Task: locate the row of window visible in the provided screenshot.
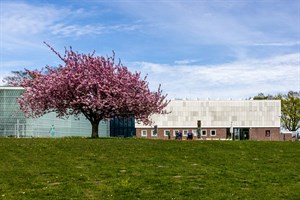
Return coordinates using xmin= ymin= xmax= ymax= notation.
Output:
xmin=140 ymin=129 xmax=217 ymax=137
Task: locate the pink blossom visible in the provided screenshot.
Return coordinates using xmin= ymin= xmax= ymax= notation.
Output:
xmin=19 ymin=42 xmax=170 ymax=138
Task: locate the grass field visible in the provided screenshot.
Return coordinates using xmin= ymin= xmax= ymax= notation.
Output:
xmin=0 ymin=138 xmax=299 ymax=199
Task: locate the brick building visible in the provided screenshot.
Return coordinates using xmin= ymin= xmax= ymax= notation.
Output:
xmin=136 ymin=100 xmax=282 ymax=141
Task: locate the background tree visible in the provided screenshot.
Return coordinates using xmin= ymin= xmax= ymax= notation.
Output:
xmin=3 ymin=67 xmax=58 ymax=86
xmin=279 ymin=91 xmax=300 ymax=131
xmin=253 ymin=91 xmax=300 ymax=131
xmin=2 ymin=70 xmax=33 ymax=86
xmin=19 ymin=43 xmax=170 ymax=138
xmin=253 ymin=93 xmax=274 ymax=100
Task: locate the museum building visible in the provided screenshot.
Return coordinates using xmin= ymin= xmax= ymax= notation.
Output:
xmin=135 ymin=99 xmax=281 ymax=141
xmin=0 ymin=87 xmax=135 ymax=138
xmin=1 ymin=87 xmax=282 ymax=140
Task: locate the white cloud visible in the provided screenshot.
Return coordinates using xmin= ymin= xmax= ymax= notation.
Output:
xmin=50 ymin=23 xmax=141 ymax=38
xmin=0 ymin=70 xmax=12 ymax=86
xmin=130 ymin=53 xmax=300 ymax=99
xmin=174 ymin=59 xmax=198 ymax=65
xmin=0 ymin=2 xmax=142 ymax=49
xmin=50 ymin=24 xmax=104 ymax=37
xmin=251 ymin=41 xmax=300 ymax=47
xmin=0 ymin=60 xmax=33 ymax=68
xmin=1 ymin=2 xmax=62 ymax=35
xmin=1 ymin=2 xmax=68 ymax=51
xmin=116 ymin=0 xmax=299 ymax=62
xmin=138 ymin=62 xmax=171 ymax=74
xmin=117 ymin=1 xmax=297 ymax=45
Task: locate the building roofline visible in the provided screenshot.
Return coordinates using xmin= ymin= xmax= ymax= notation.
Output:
xmin=135 ymin=125 xmax=281 ymax=128
xmin=169 ymin=99 xmax=281 ymax=102
xmin=0 ymin=86 xmax=24 ymax=90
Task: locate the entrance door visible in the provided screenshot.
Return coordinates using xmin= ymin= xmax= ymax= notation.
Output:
xmin=233 ymin=128 xmax=240 ymax=140
xmin=241 ymin=129 xmax=249 ymax=140
xmin=233 ymin=128 xmax=250 ymax=140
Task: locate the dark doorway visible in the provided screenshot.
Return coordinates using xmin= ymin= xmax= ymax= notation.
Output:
xmin=110 ymin=117 xmax=136 ymax=137
xmin=241 ymin=128 xmax=249 ymax=140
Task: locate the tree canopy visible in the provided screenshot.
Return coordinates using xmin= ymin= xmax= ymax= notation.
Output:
xmin=280 ymin=91 xmax=300 ymax=131
xmin=253 ymin=93 xmax=274 ymax=100
xmin=19 ymin=42 xmax=170 ymax=138
xmin=253 ymin=91 xmax=300 ymax=131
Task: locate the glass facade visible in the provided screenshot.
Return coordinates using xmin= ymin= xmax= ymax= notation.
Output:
xmin=0 ymin=87 xmax=26 ymax=137
xmin=226 ymin=128 xmax=249 ymax=140
xmin=0 ymin=87 xmax=109 ymax=137
xmin=109 ymin=117 xmax=136 ymax=137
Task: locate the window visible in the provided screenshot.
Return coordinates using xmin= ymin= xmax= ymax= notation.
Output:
xmin=164 ymin=130 xmax=170 ymax=137
xmin=192 ymin=129 xmax=197 ymax=136
xmin=151 ymin=130 xmax=158 ymax=137
xmin=141 ymin=130 xmax=147 ymax=137
xmin=173 ymin=130 xmax=179 ymax=136
xmin=265 ymin=130 xmax=270 ymax=137
xmin=110 ymin=117 xmax=136 ymax=137
xmin=183 ymin=130 xmax=188 ymax=136
xmin=201 ymin=130 xmax=207 ymax=136
xmin=210 ymin=130 xmax=216 ymax=136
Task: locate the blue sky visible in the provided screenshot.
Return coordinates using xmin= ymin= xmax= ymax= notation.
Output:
xmin=1 ymin=0 xmax=299 ymax=99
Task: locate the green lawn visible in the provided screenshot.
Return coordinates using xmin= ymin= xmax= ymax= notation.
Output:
xmin=0 ymin=138 xmax=299 ymax=200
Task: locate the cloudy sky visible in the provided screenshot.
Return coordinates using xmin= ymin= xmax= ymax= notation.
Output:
xmin=0 ymin=0 xmax=299 ymax=99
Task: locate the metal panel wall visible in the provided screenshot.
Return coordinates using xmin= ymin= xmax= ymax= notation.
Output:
xmin=136 ymin=100 xmax=281 ymax=128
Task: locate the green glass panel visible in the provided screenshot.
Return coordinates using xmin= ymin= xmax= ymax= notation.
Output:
xmin=0 ymin=88 xmax=109 ymax=137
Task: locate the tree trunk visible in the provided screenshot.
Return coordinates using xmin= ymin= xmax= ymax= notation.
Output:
xmin=91 ymin=120 xmax=100 ymax=138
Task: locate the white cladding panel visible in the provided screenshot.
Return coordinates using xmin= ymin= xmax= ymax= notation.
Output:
xmin=136 ymin=100 xmax=281 ymax=128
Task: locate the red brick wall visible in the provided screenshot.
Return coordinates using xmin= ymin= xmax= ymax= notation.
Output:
xmin=250 ymin=127 xmax=281 ymax=141
xmin=200 ymin=128 xmax=227 ymax=140
xmin=136 ymin=127 xmax=282 ymax=141
xmin=136 ymin=127 xmax=227 ymax=140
